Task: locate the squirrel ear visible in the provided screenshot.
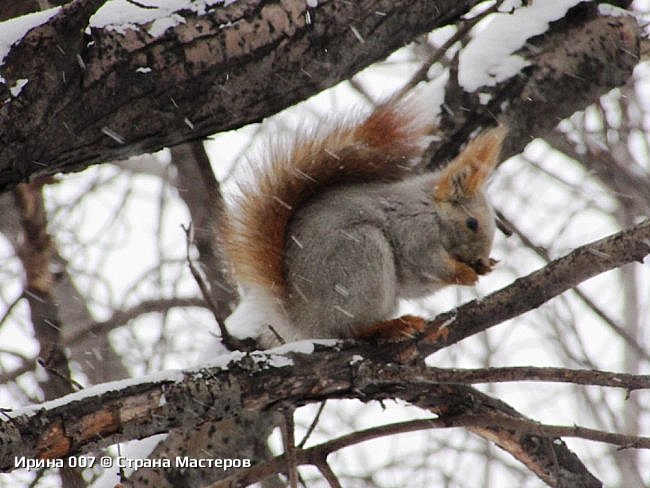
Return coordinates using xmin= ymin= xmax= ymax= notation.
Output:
xmin=434 ymin=126 xmax=506 ymax=201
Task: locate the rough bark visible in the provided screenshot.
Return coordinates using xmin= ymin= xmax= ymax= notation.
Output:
xmin=0 ymin=349 xmax=609 ymax=487
xmin=0 ymin=2 xmax=640 ymax=192
xmin=1 ymin=218 xmax=648 ymax=486
xmin=0 ymin=0 xmax=481 ymax=191
xmin=423 ymin=2 xmax=640 ymax=170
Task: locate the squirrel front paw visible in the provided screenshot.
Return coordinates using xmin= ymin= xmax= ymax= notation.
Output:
xmin=446 ymin=256 xmax=480 ymax=285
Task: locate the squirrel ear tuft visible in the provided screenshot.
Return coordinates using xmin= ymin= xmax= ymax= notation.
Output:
xmin=434 ymin=126 xmax=506 ymax=201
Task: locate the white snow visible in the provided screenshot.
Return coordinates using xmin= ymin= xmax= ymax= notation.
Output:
xmin=9 ymin=79 xmax=28 ymax=97
xmin=7 ymin=369 xmax=184 ymax=418
xmin=598 ymin=3 xmax=630 ymax=17
xmin=5 ymin=341 xmax=339 ymax=418
xmin=459 ymin=0 xmax=583 ymax=92
xmin=89 ymin=0 xmax=239 ymax=36
xmin=0 ymin=7 xmax=61 ymax=65
xmin=0 ymin=0 xmax=245 ymax=68
xmin=90 ymin=0 xmax=187 ymax=34
xmin=148 ymin=13 xmax=186 ymax=37
xmin=259 ymin=353 xmax=294 ymax=368
xmin=195 ymin=349 xmax=247 ymax=370
xmin=349 ymin=354 xmax=364 ymax=365
xmin=478 ymin=92 xmax=492 ymax=105
xmin=267 ymin=339 xmax=338 ymax=356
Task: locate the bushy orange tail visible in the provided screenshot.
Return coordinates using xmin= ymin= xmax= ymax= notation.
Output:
xmin=221 ymin=100 xmax=433 ymax=296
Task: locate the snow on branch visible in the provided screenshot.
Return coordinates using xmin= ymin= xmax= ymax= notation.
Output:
xmin=424 ymin=1 xmax=640 ymax=170
xmin=0 ymin=218 xmax=648 ymax=485
xmin=0 ymin=0 xmax=483 ymax=191
xmin=0 ymin=1 xmax=640 ymax=191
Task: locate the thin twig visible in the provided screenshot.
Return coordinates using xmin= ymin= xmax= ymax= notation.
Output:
xmin=298 ymin=401 xmax=327 ymax=448
xmin=182 ymin=223 xmax=250 ymax=351
xmin=37 ymin=358 xmax=84 ymax=391
xmin=282 ymin=409 xmax=299 ymax=488
xmin=316 ymin=461 xmax=343 ymax=488
xmin=0 ymin=293 xmax=24 ymax=329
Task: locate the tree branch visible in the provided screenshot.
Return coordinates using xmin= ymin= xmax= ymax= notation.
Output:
xmin=424 ymin=2 xmax=640 ymax=169
xmin=396 ymin=218 xmax=650 ymax=362
xmin=0 ymin=0 xmax=482 ymax=191
xmin=0 ymin=217 xmax=647 ymax=481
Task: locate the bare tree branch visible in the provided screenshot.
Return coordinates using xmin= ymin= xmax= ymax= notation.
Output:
xmin=402 ymin=217 xmax=650 ymax=361
xmin=215 ymin=411 xmax=650 ymax=488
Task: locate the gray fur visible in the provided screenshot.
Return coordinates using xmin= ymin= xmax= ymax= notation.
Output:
xmin=280 ymin=173 xmax=495 ymax=341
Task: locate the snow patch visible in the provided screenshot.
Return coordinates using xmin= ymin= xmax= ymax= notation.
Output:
xmin=7 ymin=369 xmax=184 ymax=418
xmin=256 ymin=353 xmax=294 ymax=368
xmin=148 ymin=13 xmax=186 ymax=37
xmin=267 ymin=339 xmax=338 ymax=356
xmin=0 ymin=7 xmax=61 ymax=65
xmin=459 ymin=0 xmax=583 ymax=92
xmin=89 ymin=0 xmax=239 ymax=36
xmin=478 ymin=92 xmax=492 ymax=105
xmin=349 ymin=354 xmax=364 ymax=365
xmin=9 ymin=79 xmax=28 ymax=97
xmin=196 ymin=350 xmax=247 ymax=370
xmin=597 ymin=3 xmax=629 ymax=17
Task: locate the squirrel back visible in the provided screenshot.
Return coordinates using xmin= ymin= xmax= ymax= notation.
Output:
xmin=222 ymin=99 xmax=505 ymax=345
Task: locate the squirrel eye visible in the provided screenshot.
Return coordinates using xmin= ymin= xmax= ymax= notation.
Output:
xmin=466 ymin=217 xmax=479 ymax=232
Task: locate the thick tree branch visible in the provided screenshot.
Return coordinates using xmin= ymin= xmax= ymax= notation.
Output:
xmin=0 ymin=216 xmax=648 ymax=478
xmin=0 ymin=2 xmax=641 ymax=191
xmin=0 ymin=0 xmax=482 ymax=191
xmin=2 ymin=353 xmax=615 ymax=487
xmin=423 ymin=2 xmax=640 ymax=169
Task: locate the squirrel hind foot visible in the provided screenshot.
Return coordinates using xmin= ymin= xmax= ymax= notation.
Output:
xmin=354 ymin=314 xmax=426 ymax=342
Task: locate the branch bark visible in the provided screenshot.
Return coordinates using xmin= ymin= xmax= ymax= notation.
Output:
xmin=0 ymin=0 xmax=481 ymax=191
xmin=1 ymin=219 xmax=648 ymax=484
xmin=423 ymin=2 xmax=640 ymax=170
xmin=0 ymin=2 xmax=640 ymax=191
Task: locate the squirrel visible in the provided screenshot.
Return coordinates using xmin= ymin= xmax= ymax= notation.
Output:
xmin=221 ymin=97 xmax=505 ymax=347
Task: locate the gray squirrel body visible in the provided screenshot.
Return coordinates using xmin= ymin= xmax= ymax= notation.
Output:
xmin=222 ymin=100 xmax=505 ymax=347
xmin=280 ymin=175 xmax=496 ymax=343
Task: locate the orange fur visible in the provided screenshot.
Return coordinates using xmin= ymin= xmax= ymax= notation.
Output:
xmin=354 ymin=314 xmax=426 ymax=341
xmin=434 ymin=126 xmax=506 ymax=201
xmin=221 ymin=101 xmax=433 ymax=296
